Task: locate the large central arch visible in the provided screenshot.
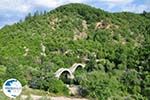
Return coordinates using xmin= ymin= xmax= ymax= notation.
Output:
xmin=54 ymin=68 xmax=74 ymax=79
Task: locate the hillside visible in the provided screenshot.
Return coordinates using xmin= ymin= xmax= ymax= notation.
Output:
xmin=0 ymin=3 xmax=150 ymax=100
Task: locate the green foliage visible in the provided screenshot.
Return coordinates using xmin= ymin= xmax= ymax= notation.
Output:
xmin=85 ymin=54 xmax=97 ymax=72
xmin=0 ymin=3 xmax=149 ymax=99
xmin=2 ymin=58 xmax=27 ymax=86
xmin=120 ymin=69 xmax=141 ymax=94
xmin=80 ymin=71 xmax=126 ymax=100
xmin=47 ymin=78 xmax=69 ymax=95
xmin=0 ymin=65 xmax=6 ymax=85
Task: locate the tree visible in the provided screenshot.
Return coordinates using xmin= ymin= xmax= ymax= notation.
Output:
xmin=80 ymin=71 xmax=126 ymax=100
xmin=86 ymin=53 xmax=97 ymax=72
xmin=120 ymin=69 xmax=141 ymax=94
xmin=0 ymin=65 xmax=6 ymax=86
xmin=5 ymin=59 xmax=27 ymax=86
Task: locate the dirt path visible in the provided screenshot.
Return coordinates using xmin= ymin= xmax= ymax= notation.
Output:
xmin=21 ymin=95 xmax=88 ymax=100
xmin=51 ymin=96 xmax=88 ymax=100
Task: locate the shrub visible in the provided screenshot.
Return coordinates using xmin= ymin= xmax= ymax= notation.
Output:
xmin=80 ymin=71 xmax=125 ymax=100
xmin=47 ymin=78 xmax=69 ymax=95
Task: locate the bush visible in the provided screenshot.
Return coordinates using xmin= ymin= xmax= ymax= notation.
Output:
xmin=80 ymin=71 xmax=126 ymax=100
xmin=30 ymin=76 xmax=69 ymax=95
xmin=4 ymin=59 xmax=27 ymax=86
xmin=47 ymin=78 xmax=69 ymax=95
xmin=120 ymin=69 xmax=141 ymax=94
xmin=143 ymin=88 xmax=150 ymax=99
xmin=0 ymin=65 xmax=6 ymax=86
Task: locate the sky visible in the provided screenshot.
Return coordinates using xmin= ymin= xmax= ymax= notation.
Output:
xmin=0 ymin=0 xmax=150 ymax=28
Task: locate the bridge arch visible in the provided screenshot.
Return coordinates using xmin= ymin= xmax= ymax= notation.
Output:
xmin=54 ymin=68 xmax=74 ymax=79
xmin=69 ymin=63 xmax=86 ymax=73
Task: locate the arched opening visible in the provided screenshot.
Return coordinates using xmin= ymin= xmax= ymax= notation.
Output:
xmin=74 ymin=65 xmax=85 ymax=74
xmin=73 ymin=65 xmax=85 ymax=85
xmin=59 ymin=71 xmax=73 ymax=84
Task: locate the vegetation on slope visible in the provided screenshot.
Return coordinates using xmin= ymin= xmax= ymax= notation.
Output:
xmin=0 ymin=3 xmax=150 ymax=100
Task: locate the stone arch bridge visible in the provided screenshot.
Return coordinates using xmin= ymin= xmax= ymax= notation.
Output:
xmin=54 ymin=63 xmax=86 ymax=79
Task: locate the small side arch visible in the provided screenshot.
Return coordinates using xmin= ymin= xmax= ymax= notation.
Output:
xmin=69 ymin=63 xmax=86 ymax=73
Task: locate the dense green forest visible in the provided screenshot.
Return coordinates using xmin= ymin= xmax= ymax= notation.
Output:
xmin=0 ymin=3 xmax=150 ymax=100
